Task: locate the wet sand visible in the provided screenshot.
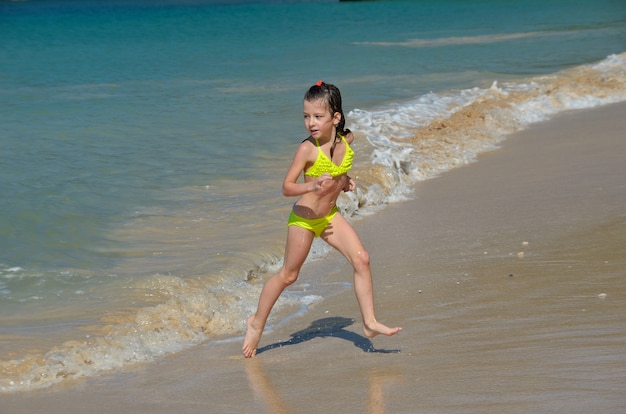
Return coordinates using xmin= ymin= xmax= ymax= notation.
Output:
xmin=3 ymin=102 xmax=626 ymax=413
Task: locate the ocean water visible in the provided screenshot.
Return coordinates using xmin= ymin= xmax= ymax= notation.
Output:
xmin=1 ymin=0 xmax=625 ymax=392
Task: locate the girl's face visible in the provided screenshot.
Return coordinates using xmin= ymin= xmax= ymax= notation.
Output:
xmin=303 ymin=99 xmax=340 ymax=141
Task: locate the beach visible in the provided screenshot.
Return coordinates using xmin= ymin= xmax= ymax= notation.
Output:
xmin=3 ymin=0 xmax=625 ymax=393
xmin=3 ymin=101 xmax=625 ymax=413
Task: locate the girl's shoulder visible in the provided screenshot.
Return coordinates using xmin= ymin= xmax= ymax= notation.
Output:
xmin=300 ymin=136 xmax=316 ymax=146
xmin=298 ymin=136 xmax=318 ymax=153
xmin=295 ymin=136 xmax=318 ymax=160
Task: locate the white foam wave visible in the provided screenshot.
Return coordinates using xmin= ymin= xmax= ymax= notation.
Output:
xmin=0 ymin=268 xmax=307 ymax=393
xmin=345 ymin=53 xmax=626 ymax=212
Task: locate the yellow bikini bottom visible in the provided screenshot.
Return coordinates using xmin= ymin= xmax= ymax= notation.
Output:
xmin=287 ymin=206 xmax=339 ymax=237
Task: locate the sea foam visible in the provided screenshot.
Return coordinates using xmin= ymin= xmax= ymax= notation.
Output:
xmin=343 ymin=53 xmax=626 ymax=213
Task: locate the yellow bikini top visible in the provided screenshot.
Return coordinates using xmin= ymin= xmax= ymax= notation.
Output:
xmin=304 ymin=134 xmax=354 ymax=178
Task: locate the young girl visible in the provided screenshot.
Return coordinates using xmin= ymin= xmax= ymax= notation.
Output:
xmin=243 ymin=81 xmax=401 ymax=358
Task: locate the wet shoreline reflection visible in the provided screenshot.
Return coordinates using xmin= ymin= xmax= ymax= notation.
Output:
xmin=245 ymin=317 xmax=403 ymax=413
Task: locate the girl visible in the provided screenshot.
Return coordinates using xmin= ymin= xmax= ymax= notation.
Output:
xmin=243 ymin=81 xmax=401 ymax=358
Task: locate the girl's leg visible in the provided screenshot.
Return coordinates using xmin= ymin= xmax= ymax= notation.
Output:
xmin=321 ymin=214 xmax=402 ymax=338
xmin=243 ymin=225 xmax=315 ymax=357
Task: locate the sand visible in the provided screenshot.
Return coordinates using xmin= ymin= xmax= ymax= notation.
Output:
xmin=3 ymin=102 xmax=626 ymax=413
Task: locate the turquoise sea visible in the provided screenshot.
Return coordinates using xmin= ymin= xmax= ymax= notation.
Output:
xmin=1 ymin=0 xmax=625 ymax=392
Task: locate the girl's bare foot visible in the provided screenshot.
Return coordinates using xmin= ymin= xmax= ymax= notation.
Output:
xmin=363 ymin=321 xmax=402 ymax=339
xmin=242 ymin=316 xmax=262 ymax=358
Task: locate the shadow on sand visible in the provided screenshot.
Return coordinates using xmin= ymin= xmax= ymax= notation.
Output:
xmin=256 ymin=316 xmax=401 ymax=355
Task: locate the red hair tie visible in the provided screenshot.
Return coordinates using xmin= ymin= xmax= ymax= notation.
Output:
xmin=316 ymin=80 xmax=323 ymax=86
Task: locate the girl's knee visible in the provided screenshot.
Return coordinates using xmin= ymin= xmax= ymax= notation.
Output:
xmin=352 ymin=249 xmax=370 ymax=271
xmin=278 ymin=269 xmax=299 ymax=286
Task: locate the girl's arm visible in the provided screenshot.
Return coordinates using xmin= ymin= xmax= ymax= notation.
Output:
xmin=282 ymin=142 xmax=331 ymax=197
xmin=343 ymin=175 xmax=356 ymax=192
xmin=344 ymin=129 xmax=354 ymax=145
xmin=342 ymin=130 xmax=356 ymax=192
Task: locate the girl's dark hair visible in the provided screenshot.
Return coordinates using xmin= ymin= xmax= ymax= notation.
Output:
xmin=304 ymin=81 xmax=351 ymax=158
xmin=304 ymin=81 xmax=350 ymax=137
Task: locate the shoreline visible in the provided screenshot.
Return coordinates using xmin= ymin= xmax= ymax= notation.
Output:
xmin=3 ymin=101 xmax=626 ymax=413
xmin=2 ymin=52 xmax=624 ymax=393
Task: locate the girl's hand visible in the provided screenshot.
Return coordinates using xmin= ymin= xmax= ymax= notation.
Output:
xmin=314 ymin=173 xmax=334 ymax=193
xmin=343 ymin=176 xmax=356 ymax=192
